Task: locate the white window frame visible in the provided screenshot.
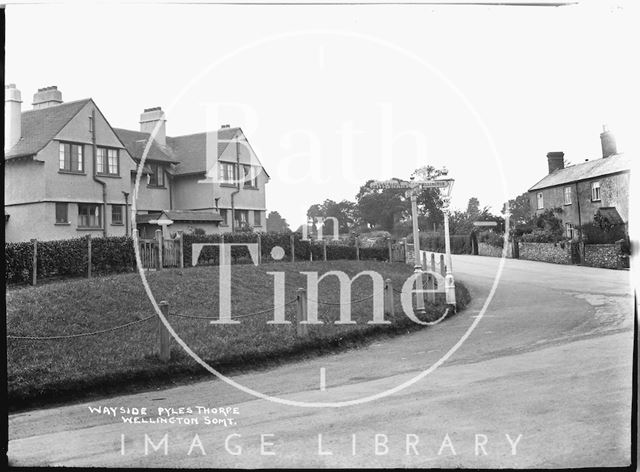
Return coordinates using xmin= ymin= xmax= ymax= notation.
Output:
xmin=564 ymin=186 xmax=572 ymax=205
xmin=536 ymin=192 xmax=544 ymax=210
xmin=591 ymin=181 xmax=601 ymax=201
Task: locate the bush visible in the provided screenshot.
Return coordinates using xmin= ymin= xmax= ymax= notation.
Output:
xmin=520 ymin=229 xmax=567 ymax=243
xmin=478 ymin=230 xmax=504 ymax=249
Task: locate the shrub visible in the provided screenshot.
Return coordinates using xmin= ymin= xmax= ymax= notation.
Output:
xmin=520 ymin=228 xmax=567 ymax=243
xmin=478 ymin=230 xmax=504 ymax=249
xmin=411 ymin=234 xmax=471 ymax=254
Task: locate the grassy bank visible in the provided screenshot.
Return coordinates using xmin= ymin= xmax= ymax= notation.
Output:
xmin=7 ymin=261 xmax=470 ymax=411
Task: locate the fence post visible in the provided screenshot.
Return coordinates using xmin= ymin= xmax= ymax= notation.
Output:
xmin=155 ymin=229 xmax=163 ymax=270
xmin=296 ymin=288 xmax=308 ymax=337
xmin=402 ymin=237 xmax=408 ymax=264
xmin=323 ymin=238 xmax=327 ymax=262
xmin=257 ymin=233 xmax=262 ymax=264
xmin=430 ymin=253 xmax=436 ymax=272
xmin=290 ymin=234 xmax=295 ymax=262
xmin=388 ymin=238 xmax=393 ymax=262
xmin=355 ymin=237 xmax=360 ymax=261
xmin=177 ymin=231 xmax=184 ymax=269
xmin=421 ymin=251 xmax=427 ymax=270
xmin=384 ymin=278 xmax=395 ymax=317
xmin=157 ymin=301 xmax=171 ymax=362
xmin=440 ymin=254 xmax=446 ymax=277
xmin=86 ymin=234 xmax=92 ymax=279
xmin=31 ymin=238 xmax=38 ymax=286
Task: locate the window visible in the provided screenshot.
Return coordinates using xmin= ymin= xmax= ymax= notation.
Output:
xmin=234 ymin=209 xmax=249 ymax=228
xmin=97 ymin=147 xmax=119 ymax=175
xmin=566 ymin=223 xmax=575 ymax=239
xmin=78 ymin=204 xmax=102 ymax=228
xmin=55 ymin=203 xmax=69 ymax=224
xmin=219 ymin=209 xmax=228 ymax=226
xmin=591 ymin=181 xmax=601 ymax=201
xmin=148 ymin=163 xmax=165 ymax=187
xmin=111 ymin=205 xmax=124 ymax=225
xmin=219 ymin=162 xmax=237 ymax=184
xmin=243 ymin=165 xmax=258 ymax=188
xmin=59 ymin=142 xmax=84 ymax=173
xmin=536 ymin=192 xmax=544 ymax=210
xmin=254 ymin=210 xmax=262 ymax=226
xmin=564 ymin=186 xmax=572 ymax=205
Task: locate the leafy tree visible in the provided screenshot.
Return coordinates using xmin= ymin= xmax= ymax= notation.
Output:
xmin=306 ymin=199 xmax=356 ymax=234
xmin=355 ymin=180 xmax=409 ymax=232
xmin=502 ymin=192 xmax=533 ymax=227
xmin=266 ymin=211 xmax=290 ymax=233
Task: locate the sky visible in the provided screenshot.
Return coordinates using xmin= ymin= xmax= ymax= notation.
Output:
xmin=5 ymin=0 xmax=638 ymax=228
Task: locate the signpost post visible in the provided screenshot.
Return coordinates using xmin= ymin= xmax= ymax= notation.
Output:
xmin=369 ymin=175 xmax=456 ymax=310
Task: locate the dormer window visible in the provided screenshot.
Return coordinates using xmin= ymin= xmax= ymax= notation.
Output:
xmin=148 ymin=162 xmax=165 ymax=187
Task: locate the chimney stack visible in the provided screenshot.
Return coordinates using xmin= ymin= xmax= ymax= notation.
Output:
xmin=546 ymin=151 xmax=565 ymax=174
xmin=140 ymin=107 xmax=166 ymax=146
xmin=5 ymin=84 xmax=22 ymax=151
xmin=32 ymin=86 xmax=63 ymax=109
xmin=600 ymin=124 xmax=617 ymax=158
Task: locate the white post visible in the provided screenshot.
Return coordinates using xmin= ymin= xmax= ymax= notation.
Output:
xmin=410 ymin=193 xmax=425 ymax=314
xmin=442 ymin=200 xmax=456 ymax=307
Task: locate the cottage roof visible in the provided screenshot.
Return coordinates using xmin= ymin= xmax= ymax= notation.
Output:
xmin=4 ymin=99 xmax=92 ymax=160
xmin=529 ymin=153 xmax=631 ymax=191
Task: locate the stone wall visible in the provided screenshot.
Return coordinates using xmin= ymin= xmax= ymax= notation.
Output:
xmin=518 ymin=242 xmax=572 ymax=265
xmin=583 ymin=243 xmax=623 ymax=269
xmin=477 ymin=242 xmax=513 ymax=258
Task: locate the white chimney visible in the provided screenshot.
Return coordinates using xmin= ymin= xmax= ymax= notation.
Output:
xmin=32 ymin=85 xmax=63 ymax=109
xmin=5 ymin=84 xmax=22 ymax=151
xmin=140 ymin=107 xmax=166 ymax=146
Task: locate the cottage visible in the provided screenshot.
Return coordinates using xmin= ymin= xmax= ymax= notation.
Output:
xmin=4 ymin=84 xmax=269 ymax=242
xmin=528 ymin=127 xmax=630 ymax=240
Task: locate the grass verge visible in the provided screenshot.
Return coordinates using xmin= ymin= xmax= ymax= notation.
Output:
xmin=7 ymin=261 xmax=470 ymax=411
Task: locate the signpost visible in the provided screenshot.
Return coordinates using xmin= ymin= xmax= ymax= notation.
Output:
xmin=369 ymin=174 xmax=456 ymax=310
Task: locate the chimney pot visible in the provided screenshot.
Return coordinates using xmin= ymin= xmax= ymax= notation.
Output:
xmin=546 ymin=151 xmax=565 ymax=174
xmin=221 ymin=124 xmax=230 ymax=129
xmin=33 ymin=86 xmax=63 ymax=109
xmin=140 ymin=107 xmax=167 ymax=146
xmin=600 ymin=124 xmax=617 ymax=158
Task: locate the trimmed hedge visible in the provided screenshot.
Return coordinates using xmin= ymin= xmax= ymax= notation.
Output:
xmin=5 ymin=236 xmax=136 ymax=285
xmin=414 ymin=234 xmax=471 ymax=255
xmin=6 ymin=232 xmax=391 ymax=286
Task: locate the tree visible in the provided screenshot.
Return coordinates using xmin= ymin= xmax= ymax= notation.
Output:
xmin=355 ymin=180 xmax=408 ymax=232
xmin=306 ymin=199 xmax=356 ymax=234
xmin=502 ymin=192 xmax=533 ymax=227
xmin=266 ymin=211 xmax=290 ymax=233
xmin=410 ymin=165 xmax=445 ymax=229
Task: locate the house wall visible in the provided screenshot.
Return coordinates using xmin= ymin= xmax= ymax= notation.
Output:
xmin=5 ymin=202 xmax=127 ymax=242
xmin=528 ymin=171 xmax=630 ymax=236
xmin=4 ymin=159 xmax=46 ymax=204
xmin=130 ymin=170 xmax=172 ymax=213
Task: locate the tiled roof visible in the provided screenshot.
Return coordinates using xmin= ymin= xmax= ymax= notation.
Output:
xmin=4 ymin=99 xmax=92 ymax=159
xmin=113 ymin=128 xmax=179 ymax=164
xmin=529 ymin=153 xmax=631 ymax=191
xmin=167 ymin=127 xmax=239 ymax=175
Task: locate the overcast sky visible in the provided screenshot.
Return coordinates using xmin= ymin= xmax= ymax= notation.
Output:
xmin=5 ymin=0 xmax=638 ymax=227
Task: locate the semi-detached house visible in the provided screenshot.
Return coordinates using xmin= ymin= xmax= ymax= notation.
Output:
xmin=4 ymin=84 xmax=269 ymax=242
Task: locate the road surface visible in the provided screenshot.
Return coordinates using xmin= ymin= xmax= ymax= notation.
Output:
xmin=7 ymin=255 xmax=635 ymax=467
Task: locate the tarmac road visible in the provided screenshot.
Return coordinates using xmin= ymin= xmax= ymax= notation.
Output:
xmin=7 ymin=255 xmax=635 ymax=468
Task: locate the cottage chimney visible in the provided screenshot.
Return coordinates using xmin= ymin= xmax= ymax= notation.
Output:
xmin=140 ymin=107 xmax=166 ymax=146
xmin=32 ymin=86 xmax=63 ymax=109
xmin=5 ymin=84 xmax=22 ymax=151
xmin=600 ymin=124 xmax=617 ymax=158
xmin=546 ymin=151 xmax=565 ymax=174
